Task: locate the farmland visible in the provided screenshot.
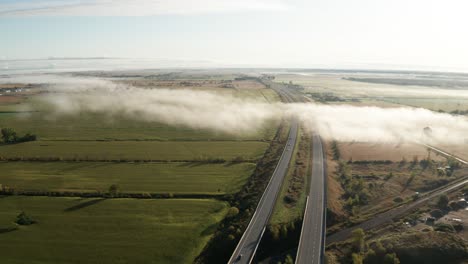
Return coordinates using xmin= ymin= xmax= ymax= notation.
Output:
xmin=339 ymin=142 xmax=446 ymax=162
xmin=0 ymin=162 xmax=255 ymax=194
xmin=0 ymin=196 xmax=228 ymax=264
xmin=0 ymin=74 xmax=281 ymax=263
xmin=0 ymin=140 xmax=268 ymax=161
xmin=275 ymin=72 xmax=468 ymax=112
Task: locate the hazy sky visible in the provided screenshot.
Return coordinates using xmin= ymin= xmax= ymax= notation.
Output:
xmin=1 ymin=0 xmax=468 ymax=71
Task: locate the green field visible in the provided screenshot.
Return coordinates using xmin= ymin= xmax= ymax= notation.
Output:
xmin=270 ymin=128 xmax=308 ymax=225
xmin=0 ymin=196 xmax=227 ymax=264
xmin=0 ymin=141 xmax=269 ymax=161
xmin=381 ymin=97 xmax=468 ymax=112
xmin=0 ymin=77 xmax=282 ymax=263
xmin=0 ymin=162 xmax=255 ymax=194
xmin=0 ymin=112 xmax=279 ymax=141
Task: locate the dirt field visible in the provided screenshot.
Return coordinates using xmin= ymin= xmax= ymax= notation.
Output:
xmin=339 ymin=142 xmax=446 ymax=162
xmin=433 ymin=143 xmax=468 ymax=161
xmin=0 ymin=96 xmax=22 ymax=104
xmin=324 ymin=142 xmax=347 ymax=226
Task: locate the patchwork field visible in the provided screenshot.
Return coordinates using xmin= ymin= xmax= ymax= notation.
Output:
xmin=0 ymin=196 xmax=228 ymax=264
xmin=275 ymin=73 xmax=468 ymax=112
xmin=0 ymin=74 xmax=282 ymax=263
xmin=0 ymin=162 xmax=255 ymax=194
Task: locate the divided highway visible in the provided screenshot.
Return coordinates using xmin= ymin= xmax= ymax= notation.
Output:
xmin=295 ymin=134 xmax=327 ymax=264
xmin=228 ymin=83 xmax=299 ymax=264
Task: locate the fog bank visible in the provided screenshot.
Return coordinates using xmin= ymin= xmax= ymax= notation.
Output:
xmin=27 ymin=76 xmax=468 ymax=144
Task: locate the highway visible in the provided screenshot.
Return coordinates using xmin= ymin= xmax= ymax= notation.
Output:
xmin=228 ymin=83 xmax=299 ymax=264
xmin=295 ymin=134 xmax=327 ymax=264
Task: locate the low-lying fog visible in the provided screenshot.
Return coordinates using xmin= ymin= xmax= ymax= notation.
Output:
xmin=4 ymin=75 xmax=468 ymax=144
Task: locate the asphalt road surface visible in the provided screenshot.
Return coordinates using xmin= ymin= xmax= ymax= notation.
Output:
xmin=228 ymin=120 xmax=298 ymax=264
xmin=296 ymin=134 xmax=326 ymax=264
xmin=228 ymin=82 xmax=299 ymax=264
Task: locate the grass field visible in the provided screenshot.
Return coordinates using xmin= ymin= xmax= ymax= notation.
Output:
xmin=0 ymin=75 xmax=283 ymax=263
xmin=275 ymin=73 xmax=468 ymax=110
xmin=0 ymin=196 xmax=228 ymax=264
xmin=0 ymin=141 xmax=269 ymax=161
xmin=382 ymin=97 xmax=468 ymax=112
xmin=270 ymin=127 xmax=309 ymax=225
xmin=0 ymin=111 xmax=279 ymax=141
xmin=0 ymin=162 xmax=255 ymax=194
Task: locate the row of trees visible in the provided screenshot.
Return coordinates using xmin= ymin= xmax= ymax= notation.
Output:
xmin=351 ymin=228 xmax=401 ymax=264
xmin=337 ymin=161 xmax=371 ymax=212
xmin=1 ymin=128 xmax=36 ymax=144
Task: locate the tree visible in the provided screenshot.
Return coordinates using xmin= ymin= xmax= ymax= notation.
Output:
xmin=352 ymin=253 xmax=363 ymax=264
xmin=374 ymin=240 xmax=387 ymax=257
xmin=436 ymin=194 xmax=449 ymax=209
xmin=331 ymin=141 xmax=341 ymax=160
xmin=16 ymin=211 xmax=36 ymax=225
xmin=1 ymin=128 xmax=17 ymax=143
xmin=284 ymin=255 xmax=294 ymax=264
xmin=19 ymin=133 xmax=37 ymax=142
xmin=226 ymin=207 xmax=239 ymax=218
xmin=108 ymin=184 xmax=120 ymax=197
xmin=1 ymin=128 xmax=36 ymax=144
xmin=351 ymin=228 xmax=366 ymax=252
xmin=383 ymin=253 xmax=400 ymax=264
xmin=364 ymin=249 xmax=378 ymax=264
xmin=269 ymin=224 xmax=280 ymax=240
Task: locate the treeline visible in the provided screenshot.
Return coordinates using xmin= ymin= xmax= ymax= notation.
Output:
xmin=0 ymin=186 xmax=224 ymax=200
xmin=331 ymin=141 xmax=370 ymax=212
xmin=1 ymin=128 xmax=36 ymax=144
xmin=255 ymin=219 xmax=303 ymax=262
xmin=195 ymin=120 xmax=291 ymax=264
xmin=339 ymin=228 xmax=402 ymax=264
xmin=437 ymin=109 xmax=468 ymax=116
xmin=0 ymin=156 xmax=255 ymax=163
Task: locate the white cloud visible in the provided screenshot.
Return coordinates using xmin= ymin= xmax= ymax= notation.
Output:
xmin=0 ymin=0 xmax=289 ymax=16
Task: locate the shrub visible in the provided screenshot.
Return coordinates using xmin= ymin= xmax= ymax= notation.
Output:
xmin=352 ymin=228 xmax=365 ymax=252
xmin=430 ymin=209 xmax=444 ymax=218
xmin=108 ymin=184 xmax=120 ymax=197
xmin=383 ymin=253 xmax=400 ymax=264
xmin=352 ymin=253 xmax=363 ymax=264
xmin=331 ymin=141 xmax=341 ymax=160
xmin=284 ymin=255 xmax=294 ymax=264
xmin=453 ymin=224 xmax=464 ymax=232
xmin=436 ymin=195 xmax=449 ymax=209
xmin=15 ymin=211 xmax=36 ymax=225
xmin=226 ymin=207 xmax=239 ymax=218
xmin=1 ymin=128 xmax=36 ymax=144
xmin=434 ymin=223 xmax=455 ymax=233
